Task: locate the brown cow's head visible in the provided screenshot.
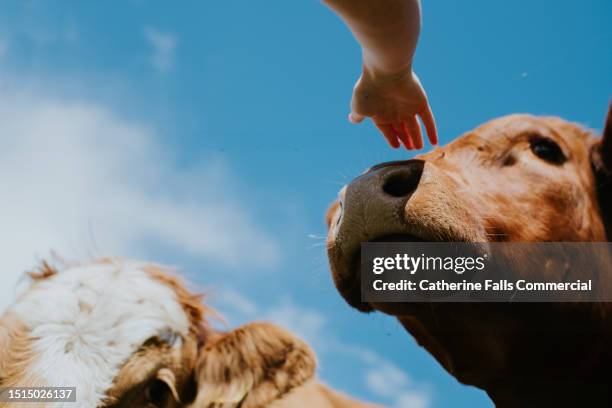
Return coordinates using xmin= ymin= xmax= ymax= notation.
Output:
xmin=0 ymin=260 xmax=315 ymax=407
xmin=326 ymin=106 xmax=612 ymax=405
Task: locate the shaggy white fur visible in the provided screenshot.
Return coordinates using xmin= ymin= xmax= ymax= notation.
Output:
xmin=9 ymin=259 xmax=190 ymax=407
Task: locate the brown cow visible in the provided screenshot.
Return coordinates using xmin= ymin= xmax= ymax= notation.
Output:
xmin=0 ymin=259 xmax=379 ymax=408
xmin=326 ymin=105 xmax=612 ymax=407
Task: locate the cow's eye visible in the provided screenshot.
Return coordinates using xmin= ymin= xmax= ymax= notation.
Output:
xmin=529 ymin=136 xmax=566 ymax=165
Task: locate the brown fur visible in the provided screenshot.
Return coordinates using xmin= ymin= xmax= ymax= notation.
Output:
xmin=327 ymin=107 xmax=612 ymax=406
xmin=144 ymin=264 xmax=215 ymax=342
xmin=26 ymin=261 xmax=57 ymax=281
xmin=0 ymin=313 xmax=38 ymax=392
xmin=0 ymin=264 xmax=59 ymax=408
xmin=193 ymin=322 xmax=316 ymax=408
xmin=271 ymin=382 xmax=383 ymax=408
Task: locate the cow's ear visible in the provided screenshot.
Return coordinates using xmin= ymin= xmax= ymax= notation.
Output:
xmin=591 ymin=101 xmax=612 ymax=238
xmin=192 ymin=322 xmax=316 ymax=407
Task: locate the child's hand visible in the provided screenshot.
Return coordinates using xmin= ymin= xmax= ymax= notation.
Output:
xmin=349 ymin=68 xmax=437 ymax=150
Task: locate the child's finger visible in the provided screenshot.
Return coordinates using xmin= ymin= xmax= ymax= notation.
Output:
xmin=419 ymin=105 xmax=438 ymax=145
xmin=374 ymin=123 xmax=400 ymax=148
xmin=406 ymin=115 xmax=424 ymax=150
xmin=399 ymin=122 xmax=415 ymax=150
xmin=349 ymin=112 xmax=366 ymax=124
xmin=392 ymin=122 xmax=412 ymax=150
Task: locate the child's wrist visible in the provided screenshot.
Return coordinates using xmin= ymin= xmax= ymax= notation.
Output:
xmin=362 ymin=50 xmax=413 ymax=83
xmin=362 ymin=60 xmax=413 ymax=85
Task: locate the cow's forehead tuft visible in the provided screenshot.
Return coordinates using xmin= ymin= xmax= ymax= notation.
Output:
xmin=8 ymin=259 xmax=191 ymax=407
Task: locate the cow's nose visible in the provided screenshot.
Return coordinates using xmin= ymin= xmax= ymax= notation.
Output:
xmin=378 ymin=160 xmax=424 ymax=198
xmin=347 ymin=159 xmax=425 ymax=205
xmin=361 ymin=159 xmax=424 ymax=200
xmin=336 ymin=160 xmax=425 ymax=240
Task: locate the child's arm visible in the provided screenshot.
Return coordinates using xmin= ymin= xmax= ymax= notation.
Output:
xmin=323 ymin=0 xmax=437 ymax=149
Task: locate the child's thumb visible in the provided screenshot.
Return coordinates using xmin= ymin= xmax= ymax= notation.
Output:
xmin=349 ymin=112 xmax=365 ymax=124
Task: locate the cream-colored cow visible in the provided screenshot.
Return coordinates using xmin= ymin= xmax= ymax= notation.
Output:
xmin=0 ymin=259 xmax=379 ymax=408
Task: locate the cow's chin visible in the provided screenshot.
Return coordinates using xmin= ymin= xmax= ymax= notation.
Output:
xmin=328 ymin=232 xmax=435 ymax=315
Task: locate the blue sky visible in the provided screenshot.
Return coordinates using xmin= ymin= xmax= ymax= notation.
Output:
xmin=0 ymin=1 xmax=610 ymax=407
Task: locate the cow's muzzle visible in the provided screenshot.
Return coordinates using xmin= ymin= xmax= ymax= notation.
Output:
xmin=327 ymin=160 xmax=426 ymax=311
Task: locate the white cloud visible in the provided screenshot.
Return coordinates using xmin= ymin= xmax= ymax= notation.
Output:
xmin=143 ymin=27 xmax=176 ymax=72
xmin=213 ymin=288 xmax=259 ymax=317
xmin=366 ymin=363 xmax=412 ymax=397
xmin=0 ymin=15 xmax=78 ymax=50
xmin=365 ymin=363 xmax=430 ymax=408
xmin=339 ymin=343 xmax=432 ymax=408
xmin=0 ymin=89 xmax=279 ymax=311
xmin=264 ymin=297 xmax=327 ymax=346
xmin=394 ymin=393 xmax=430 ymax=408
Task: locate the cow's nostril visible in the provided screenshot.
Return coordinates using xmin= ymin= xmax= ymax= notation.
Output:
xmin=383 ymin=172 xmax=421 ymax=198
